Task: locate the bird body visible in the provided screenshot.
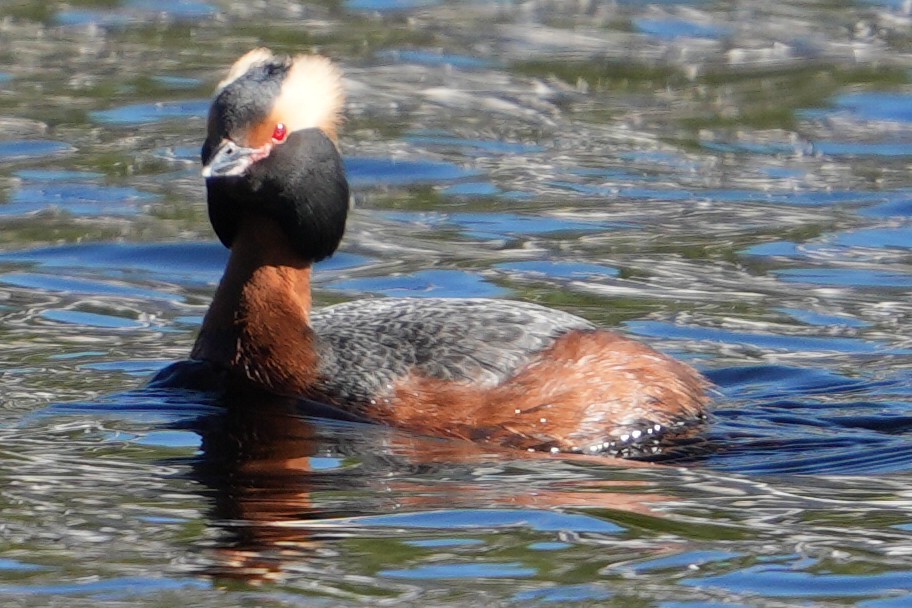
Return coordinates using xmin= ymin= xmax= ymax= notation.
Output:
xmin=169 ymin=48 xmax=709 ymax=456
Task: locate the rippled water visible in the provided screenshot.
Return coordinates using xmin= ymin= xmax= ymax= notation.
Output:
xmin=2 ymin=0 xmax=912 ymax=605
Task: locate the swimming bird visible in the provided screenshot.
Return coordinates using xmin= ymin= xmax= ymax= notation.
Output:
xmin=178 ymin=48 xmax=709 ymax=456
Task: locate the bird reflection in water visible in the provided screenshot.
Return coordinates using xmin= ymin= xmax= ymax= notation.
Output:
xmin=179 ymin=379 xmax=690 ymax=585
xmin=188 ymin=385 xmax=362 ymax=583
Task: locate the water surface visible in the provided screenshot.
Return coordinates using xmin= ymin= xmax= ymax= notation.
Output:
xmin=1 ymin=0 xmax=912 ymax=605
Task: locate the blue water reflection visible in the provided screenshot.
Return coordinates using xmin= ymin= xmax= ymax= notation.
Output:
xmin=0 ymin=243 xmax=367 ymax=286
xmin=5 ymin=184 xmax=158 ymax=216
xmin=345 ymin=0 xmax=441 ymax=12
xmin=377 ymin=50 xmax=496 ymax=69
xmin=91 ymin=100 xmax=209 ymax=125
xmin=683 ymin=566 xmax=912 ymax=598
xmin=0 ymin=272 xmax=180 ymax=301
xmin=634 ymin=18 xmax=731 ymax=40
xmin=834 ymin=92 xmax=912 ymax=123
xmin=345 ymin=508 xmax=625 ymax=533
xmin=346 ymin=156 xmax=478 ymax=187
xmin=55 ymin=0 xmax=215 ymax=26
xmin=0 ymin=140 xmax=74 ymax=161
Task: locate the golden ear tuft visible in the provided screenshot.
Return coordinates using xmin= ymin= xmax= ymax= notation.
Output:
xmin=212 ymin=49 xmax=346 ymax=144
xmin=272 ymin=54 xmax=346 ymax=143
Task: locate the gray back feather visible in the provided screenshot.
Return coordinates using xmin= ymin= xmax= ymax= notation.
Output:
xmin=311 ymin=298 xmax=594 ymax=403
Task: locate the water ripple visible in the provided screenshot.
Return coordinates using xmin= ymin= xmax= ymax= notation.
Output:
xmin=3 ymin=0 xmax=912 ymax=605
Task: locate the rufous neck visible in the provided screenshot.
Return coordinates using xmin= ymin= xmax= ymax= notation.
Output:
xmin=191 ymin=215 xmax=320 ymax=397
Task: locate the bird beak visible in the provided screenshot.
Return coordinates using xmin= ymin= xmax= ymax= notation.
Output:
xmin=201 ymin=139 xmax=272 ymax=179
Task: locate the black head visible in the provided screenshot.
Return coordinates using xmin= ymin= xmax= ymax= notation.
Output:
xmin=201 ymin=49 xmax=349 ymax=262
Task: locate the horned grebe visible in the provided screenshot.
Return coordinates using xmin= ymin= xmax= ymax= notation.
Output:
xmin=157 ymin=49 xmax=709 ymax=457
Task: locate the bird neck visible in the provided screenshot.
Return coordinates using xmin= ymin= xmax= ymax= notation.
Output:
xmin=191 ymin=214 xmax=320 ymax=397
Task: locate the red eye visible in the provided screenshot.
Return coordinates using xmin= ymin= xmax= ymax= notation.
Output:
xmin=272 ymin=122 xmax=287 ymax=142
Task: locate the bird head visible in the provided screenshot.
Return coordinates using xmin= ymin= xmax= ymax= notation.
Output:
xmin=201 ymin=49 xmax=349 ymax=262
